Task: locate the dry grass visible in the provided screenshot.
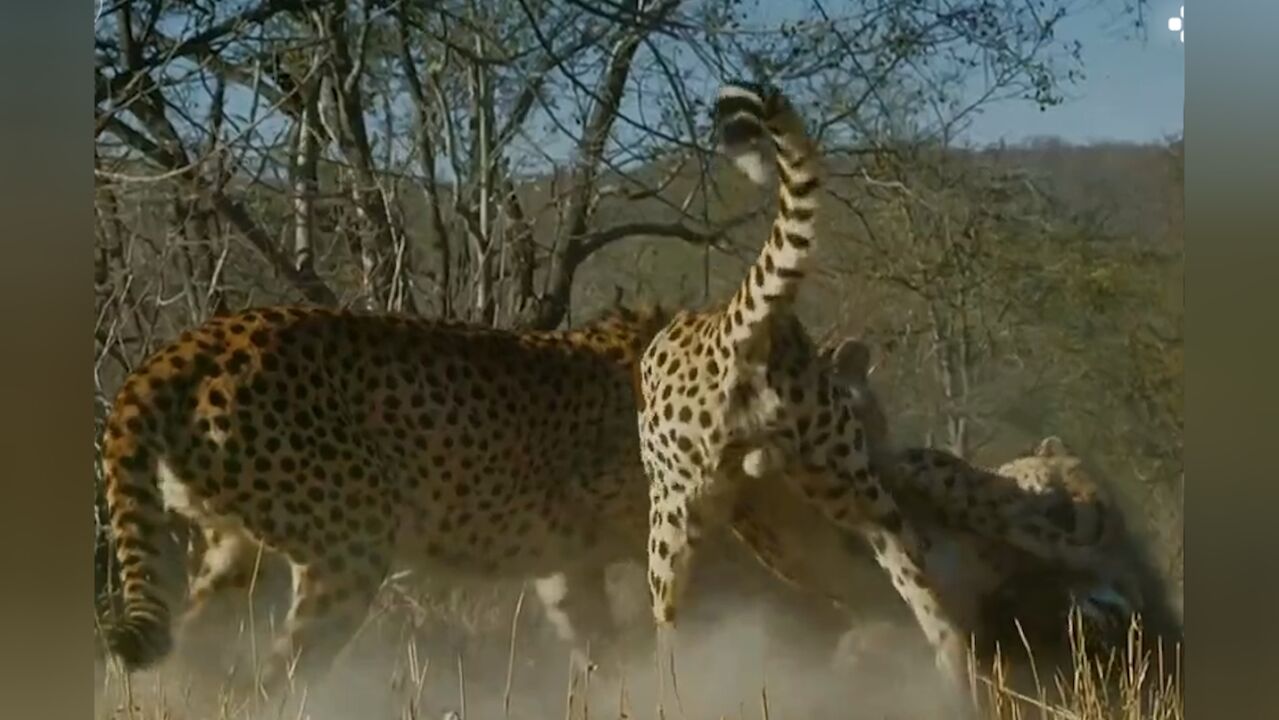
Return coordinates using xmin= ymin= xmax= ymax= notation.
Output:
xmin=94 ymin=570 xmax=1182 ymax=720
xmin=973 ymin=612 xmax=1182 ymax=720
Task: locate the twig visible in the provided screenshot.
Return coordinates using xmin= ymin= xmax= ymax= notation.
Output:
xmin=503 ymin=585 xmax=526 ymax=719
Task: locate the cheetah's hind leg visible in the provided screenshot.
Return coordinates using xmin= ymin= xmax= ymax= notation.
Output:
xmin=173 ymin=523 xmax=281 ymax=693
xmin=255 ymin=542 xmax=392 ymax=700
xmin=534 ymin=565 xmax=623 ymax=680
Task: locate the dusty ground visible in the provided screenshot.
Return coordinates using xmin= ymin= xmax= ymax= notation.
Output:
xmin=94 ymin=547 xmax=1182 ymax=720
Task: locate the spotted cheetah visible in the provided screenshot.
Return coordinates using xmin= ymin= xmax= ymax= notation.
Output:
xmin=732 ymin=436 xmax=1149 ymax=661
xmin=635 ymin=81 xmax=976 ymax=696
xmin=98 ymin=303 xmax=670 ymax=692
xmin=730 ymin=340 xmax=1172 ymax=668
xmin=901 ymin=439 xmax=1142 ymax=643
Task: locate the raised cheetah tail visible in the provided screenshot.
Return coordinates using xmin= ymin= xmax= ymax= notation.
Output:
xmin=99 ymin=403 xmax=184 ymax=671
xmin=713 ymin=80 xmax=823 ymax=349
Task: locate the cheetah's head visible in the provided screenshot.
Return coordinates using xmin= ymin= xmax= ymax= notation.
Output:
xmin=821 ymin=337 xmax=892 ymax=463
xmin=994 ymin=436 xmax=1149 ymax=630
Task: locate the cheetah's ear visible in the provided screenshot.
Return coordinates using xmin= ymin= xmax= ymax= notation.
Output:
xmin=830 ymin=338 xmax=873 ymax=384
xmin=1035 ymin=435 xmax=1069 ymax=458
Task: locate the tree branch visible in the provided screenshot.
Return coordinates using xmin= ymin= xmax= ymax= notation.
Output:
xmin=212 ymin=193 xmax=340 ymax=306
xmin=519 ymin=0 xmax=683 ymax=329
xmin=576 ymin=220 xmax=722 ymax=258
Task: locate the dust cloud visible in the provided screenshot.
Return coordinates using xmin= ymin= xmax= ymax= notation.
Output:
xmin=95 ymin=558 xmax=964 ymax=720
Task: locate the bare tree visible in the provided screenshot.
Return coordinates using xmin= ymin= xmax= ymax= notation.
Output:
xmin=826 ymin=146 xmax=1064 ymax=458
xmin=97 ymin=0 xmax=1127 ymax=328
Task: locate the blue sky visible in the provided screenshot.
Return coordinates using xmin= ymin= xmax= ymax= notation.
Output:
xmin=961 ymin=0 xmax=1185 ymax=144
xmin=115 ymin=0 xmax=1184 ymax=181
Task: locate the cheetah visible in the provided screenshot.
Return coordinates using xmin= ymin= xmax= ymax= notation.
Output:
xmin=729 ymin=339 xmax=1176 ymax=671
xmin=98 ymin=303 xmax=670 ymax=692
xmin=732 ymin=436 xmax=1150 ymax=664
xmin=635 ymin=80 xmax=976 ymax=696
xmin=894 ymin=438 xmax=1144 ymax=649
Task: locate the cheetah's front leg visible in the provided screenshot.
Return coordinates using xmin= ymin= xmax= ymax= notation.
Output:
xmin=643 ymin=456 xmax=727 ymax=714
xmin=646 ymin=481 xmax=696 ymax=631
xmin=786 ymin=461 xmax=974 ymax=710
